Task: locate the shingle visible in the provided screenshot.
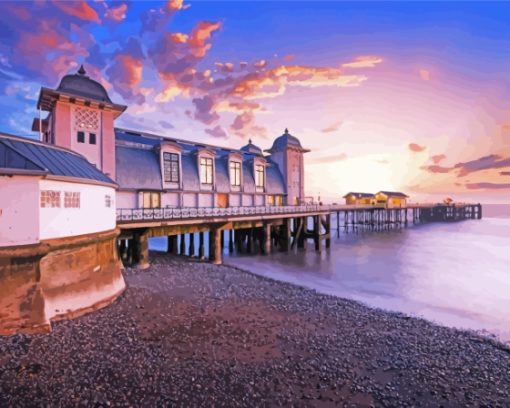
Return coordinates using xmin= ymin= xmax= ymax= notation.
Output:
xmin=266 ymin=163 xmax=285 ymax=194
xmin=116 ymin=146 xmax=161 ymax=190
xmin=214 ymin=157 xmax=230 ymax=193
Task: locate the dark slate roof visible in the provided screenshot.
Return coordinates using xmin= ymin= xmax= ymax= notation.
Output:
xmin=214 ymin=157 xmax=230 ymax=193
xmin=114 ymin=128 xmax=286 ymax=194
xmin=266 ymin=163 xmax=285 ymax=194
xmin=116 ymin=146 xmax=161 ymax=190
xmin=242 ymin=161 xmax=256 ymax=193
xmin=0 ymin=133 xmax=115 ymax=185
xmin=343 ymin=192 xmax=373 ymax=198
xmin=57 ymin=65 xmax=113 ymax=103
xmin=181 ymin=153 xmax=200 ymax=191
xmin=377 ymin=191 xmax=409 ymax=198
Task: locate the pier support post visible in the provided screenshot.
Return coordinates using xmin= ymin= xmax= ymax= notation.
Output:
xmin=209 ymin=228 xmax=222 ymax=265
xmin=167 ymin=235 xmax=173 ymax=253
xmin=229 ymin=230 xmax=234 ymax=253
xmin=263 ymin=224 xmax=271 ymax=255
xmin=180 ymin=234 xmax=186 ymax=256
xmin=198 ymin=232 xmax=205 ymax=260
xmin=247 ymin=228 xmax=254 ymax=253
xmin=189 ymin=233 xmax=195 ymax=257
xmin=325 ymin=214 xmax=331 ymax=249
xmin=134 ymin=230 xmax=150 ymax=270
xmin=314 ymin=215 xmax=321 ymax=252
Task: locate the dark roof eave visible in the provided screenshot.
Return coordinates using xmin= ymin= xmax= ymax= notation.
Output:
xmin=37 ymin=87 xmax=127 ymax=114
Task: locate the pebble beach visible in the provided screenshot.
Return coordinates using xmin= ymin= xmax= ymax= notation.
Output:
xmin=1 ymin=253 xmax=509 ymax=407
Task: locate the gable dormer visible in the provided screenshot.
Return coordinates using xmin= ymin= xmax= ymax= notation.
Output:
xmin=157 ymin=140 xmax=183 ymax=190
xmin=227 ymin=151 xmax=243 ymax=192
xmin=196 ymin=146 xmax=216 ymax=190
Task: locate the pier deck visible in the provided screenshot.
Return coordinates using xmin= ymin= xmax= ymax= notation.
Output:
xmin=115 ymin=203 xmax=482 ymax=267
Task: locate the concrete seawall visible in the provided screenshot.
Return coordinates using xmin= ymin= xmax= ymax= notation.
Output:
xmin=0 ymin=229 xmax=125 ymax=335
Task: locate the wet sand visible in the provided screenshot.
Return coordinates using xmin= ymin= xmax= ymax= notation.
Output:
xmin=1 ymin=253 xmax=509 ymax=407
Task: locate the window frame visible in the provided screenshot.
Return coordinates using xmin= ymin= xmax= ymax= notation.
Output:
xmin=229 ymin=161 xmax=241 ymax=187
xmin=255 ymin=164 xmax=265 ymax=188
xmin=200 ymin=156 xmax=214 ymax=185
xmin=163 ymin=152 xmax=180 ymax=183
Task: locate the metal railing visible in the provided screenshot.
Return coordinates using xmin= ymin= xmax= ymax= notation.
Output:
xmin=117 ymin=205 xmax=329 ymax=222
xmin=116 ymin=202 xmax=478 ymax=223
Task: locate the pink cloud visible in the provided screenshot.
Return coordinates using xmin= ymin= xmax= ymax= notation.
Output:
xmin=205 ymin=125 xmax=228 ymax=138
xmin=421 ymin=165 xmax=451 ymax=174
xmin=465 ymin=182 xmax=510 ymax=190
xmin=230 ymin=110 xmax=266 ymax=138
xmin=322 ymin=121 xmax=342 ymax=133
xmin=188 ymin=21 xmax=222 ymax=58
xmin=254 ymin=59 xmax=268 ymax=69
xmin=419 ymin=68 xmax=430 ymax=81
xmin=431 ymin=154 xmax=446 ymax=164
xmin=105 ymin=3 xmax=128 ymax=22
xmin=454 ymin=154 xmax=510 ymax=177
xmin=54 ymin=1 xmax=101 ymax=23
xmin=191 ymin=95 xmax=220 ymax=125
xmin=409 ymin=143 xmax=426 ymax=152
xmin=342 ymin=55 xmax=383 ymax=69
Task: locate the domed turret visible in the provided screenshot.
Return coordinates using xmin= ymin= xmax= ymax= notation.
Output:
xmin=265 ymin=128 xmax=309 ymax=154
xmin=56 ymin=65 xmax=113 ymax=103
xmin=240 ymin=138 xmax=263 ymax=155
xmin=264 ymin=128 xmax=310 ymax=205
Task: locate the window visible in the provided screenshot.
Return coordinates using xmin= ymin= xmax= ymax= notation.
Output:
xmin=142 ymin=192 xmax=160 ymax=209
xmin=163 ymin=152 xmax=180 ymax=183
xmin=77 ymin=131 xmax=85 ymax=143
xmin=40 ymin=190 xmax=61 ymax=208
xmin=267 ymin=195 xmax=275 ymax=206
xmin=255 ymin=164 xmax=265 ymax=188
xmin=229 ymin=161 xmax=241 ymax=186
xmin=200 ymin=157 xmax=213 ymax=185
xmin=64 ymin=192 xmax=80 ymax=208
xmin=89 ymin=133 xmax=96 ymax=145
xmin=105 ymin=195 xmax=112 ymax=208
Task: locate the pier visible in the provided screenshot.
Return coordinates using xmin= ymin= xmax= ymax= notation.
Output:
xmin=116 ymin=203 xmax=482 ymax=268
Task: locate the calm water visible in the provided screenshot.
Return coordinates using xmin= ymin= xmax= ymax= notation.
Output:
xmin=150 ymin=204 xmax=510 ymax=342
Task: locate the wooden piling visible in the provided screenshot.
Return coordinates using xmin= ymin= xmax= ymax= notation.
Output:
xmin=198 ymin=232 xmax=205 ymax=260
xmin=209 ymin=228 xmax=222 ymax=265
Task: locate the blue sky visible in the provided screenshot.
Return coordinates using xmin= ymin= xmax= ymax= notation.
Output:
xmin=1 ymin=1 xmax=510 ymax=201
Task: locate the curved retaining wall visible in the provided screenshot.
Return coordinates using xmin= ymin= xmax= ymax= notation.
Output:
xmin=0 ymin=229 xmax=125 ymax=335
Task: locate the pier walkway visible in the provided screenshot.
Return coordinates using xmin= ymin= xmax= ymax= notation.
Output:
xmin=116 ymin=203 xmax=482 ymax=268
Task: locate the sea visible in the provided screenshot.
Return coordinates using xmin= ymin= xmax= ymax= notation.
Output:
xmin=149 ymin=204 xmax=510 ymax=342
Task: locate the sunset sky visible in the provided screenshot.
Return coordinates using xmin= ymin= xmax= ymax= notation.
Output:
xmin=1 ymin=1 xmax=509 ymax=203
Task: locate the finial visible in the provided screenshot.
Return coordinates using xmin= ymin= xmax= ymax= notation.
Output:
xmin=249 ymin=138 xmax=252 ymax=144
xmin=77 ymin=64 xmax=86 ymax=76
xmin=284 ymin=128 xmax=289 ymax=134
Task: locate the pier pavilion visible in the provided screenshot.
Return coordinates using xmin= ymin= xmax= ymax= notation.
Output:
xmin=0 ymin=65 xmax=482 ymax=334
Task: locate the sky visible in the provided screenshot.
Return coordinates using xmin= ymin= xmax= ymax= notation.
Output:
xmin=1 ymin=1 xmax=510 ymax=203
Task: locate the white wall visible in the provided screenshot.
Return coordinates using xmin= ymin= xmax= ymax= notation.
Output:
xmin=39 ymin=179 xmax=116 ymax=240
xmin=229 ymin=194 xmax=241 ymax=207
xmin=183 ymin=193 xmax=197 ymax=208
xmin=242 ymin=194 xmax=253 ymax=207
xmin=162 ymin=192 xmax=180 ymax=208
xmin=0 ymin=176 xmax=40 ymax=247
xmin=116 ymin=191 xmax=137 ymax=209
xmin=198 ymin=193 xmax=213 ymax=208
xmin=254 ymin=194 xmax=264 ymax=206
